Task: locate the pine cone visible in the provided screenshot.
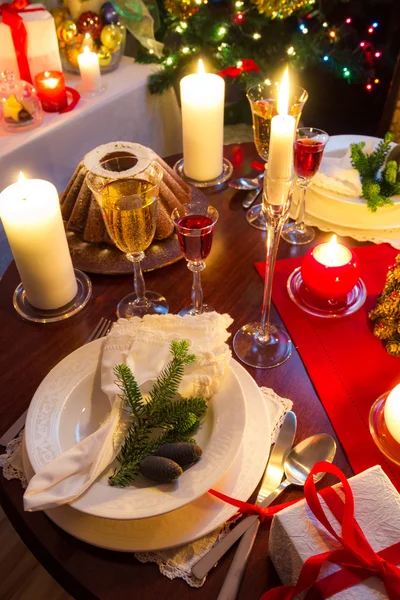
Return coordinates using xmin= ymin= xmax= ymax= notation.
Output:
xmin=386 ymin=338 xmax=400 ymax=357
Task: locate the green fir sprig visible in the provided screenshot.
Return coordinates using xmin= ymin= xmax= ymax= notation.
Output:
xmin=109 ymin=341 xmax=207 ymax=488
xmin=350 ymin=133 xmax=400 ymax=212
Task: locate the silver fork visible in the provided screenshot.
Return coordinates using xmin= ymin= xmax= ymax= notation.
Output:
xmin=0 ymin=317 xmax=113 ymax=447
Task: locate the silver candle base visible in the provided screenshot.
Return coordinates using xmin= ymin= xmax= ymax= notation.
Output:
xmin=174 ymin=158 xmax=233 ymax=188
xmin=13 ymin=269 xmax=92 ymax=323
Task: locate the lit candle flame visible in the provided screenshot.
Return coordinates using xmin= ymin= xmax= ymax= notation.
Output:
xmin=83 ymin=45 xmax=91 ymax=54
xmin=18 ymin=171 xmax=27 ymax=200
xmin=18 ymin=171 xmax=25 ymax=183
xmin=198 ymin=59 xmax=205 ymax=74
xmin=277 ymin=67 xmax=289 ymax=116
xmin=44 ymin=71 xmax=50 ymax=78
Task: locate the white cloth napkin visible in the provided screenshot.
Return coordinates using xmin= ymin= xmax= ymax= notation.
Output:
xmin=23 ymin=312 xmax=233 ymax=512
xmin=312 ymin=139 xmax=375 ymax=198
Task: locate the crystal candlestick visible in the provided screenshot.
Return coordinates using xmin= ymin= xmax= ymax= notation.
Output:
xmin=233 ymin=176 xmax=293 ymax=368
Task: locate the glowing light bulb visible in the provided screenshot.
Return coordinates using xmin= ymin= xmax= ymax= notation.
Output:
xmin=366 ymin=83 xmax=372 ymax=90
xmin=182 ymin=46 xmax=190 ymax=54
xmin=322 ymin=21 xmax=328 ymax=27
xmin=360 ymin=41 xmax=366 ymax=47
xmin=345 ymin=17 xmax=352 ymax=24
xmin=375 ymin=51 xmax=382 ymax=58
xmin=253 ymin=32 xmax=261 ymax=40
xmin=323 ymin=55 xmax=329 ymax=62
xmin=302 ymin=27 xmax=308 ymax=34
xmin=374 ymin=78 xmax=380 ymax=84
xmin=287 ymin=46 xmax=295 ymax=55
xmin=166 ymin=57 xmax=173 ymax=65
xmin=368 ymin=26 xmax=374 ymax=33
xmin=218 ymin=26 xmax=226 ymax=36
xmin=329 ymin=30 xmax=336 ymax=38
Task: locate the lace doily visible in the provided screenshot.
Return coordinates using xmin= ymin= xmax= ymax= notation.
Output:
xmin=0 ymin=386 xmax=292 ymax=587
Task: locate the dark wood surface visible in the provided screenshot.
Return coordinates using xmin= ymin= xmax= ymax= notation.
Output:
xmin=0 ymin=143 xmax=355 ymax=600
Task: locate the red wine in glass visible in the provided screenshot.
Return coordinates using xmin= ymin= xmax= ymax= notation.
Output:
xmin=175 ymin=214 xmax=215 ymax=262
xmin=294 ymin=139 xmax=325 ymax=179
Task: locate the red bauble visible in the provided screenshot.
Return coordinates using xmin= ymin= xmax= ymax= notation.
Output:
xmin=77 ymin=11 xmax=103 ymax=39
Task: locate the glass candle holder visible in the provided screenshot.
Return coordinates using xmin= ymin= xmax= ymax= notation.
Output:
xmin=35 ymin=70 xmax=68 ymax=112
xmin=370 ymin=384 xmax=400 ymax=466
xmin=0 ymin=70 xmax=42 ymax=132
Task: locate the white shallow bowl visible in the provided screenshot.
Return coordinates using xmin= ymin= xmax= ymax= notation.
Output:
xmin=25 ymin=339 xmax=246 ymax=520
xmin=22 ymin=360 xmax=270 ymax=552
xmin=308 ymin=135 xmax=400 ymax=230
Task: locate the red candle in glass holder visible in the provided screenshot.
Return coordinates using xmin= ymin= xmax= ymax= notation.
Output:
xmin=301 ymin=235 xmax=359 ymax=300
xmin=34 ymin=71 xmax=68 ymax=112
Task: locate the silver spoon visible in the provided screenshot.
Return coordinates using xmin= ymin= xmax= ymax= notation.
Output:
xmin=192 ymin=433 xmax=336 ymax=583
xmin=229 ymin=173 xmax=264 ymax=190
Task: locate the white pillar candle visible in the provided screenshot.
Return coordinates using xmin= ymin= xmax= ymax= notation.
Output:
xmin=313 ymin=235 xmax=352 ymax=267
xmin=78 ymin=46 xmax=101 ymax=93
xmin=0 ymin=174 xmax=77 ymax=310
xmin=180 ymin=59 xmax=225 ymax=182
xmin=384 ymin=384 xmax=400 ymax=444
xmin=267 ymin=67 xmax=295 ymax=182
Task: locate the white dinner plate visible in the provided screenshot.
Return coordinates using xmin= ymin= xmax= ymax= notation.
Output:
xmin=304 ymin=135 xmax=400 ymax=231
xmin=22 ymin=359 xmax=271 ymax=552
xmin=25 ymin=339 xmax=246 ymax=520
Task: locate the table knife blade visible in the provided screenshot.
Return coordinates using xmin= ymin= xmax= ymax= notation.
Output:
xmin=191 ymin=411 xmax=296 ymax=580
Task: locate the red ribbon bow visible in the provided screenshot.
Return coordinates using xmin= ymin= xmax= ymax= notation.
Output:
xmin=217 ymin=59 xmax=260 ymax=79
xmin=0 ymin=0 xmax=45 ymax=83
xmin=213 ymin=461 xmax=400 ymax=599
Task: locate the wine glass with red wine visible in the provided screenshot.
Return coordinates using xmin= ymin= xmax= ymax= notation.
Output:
xmin=171 ymin=203 xmax=218 ymax=316
xmin=281 ymin=127 xmax=329 ymax=245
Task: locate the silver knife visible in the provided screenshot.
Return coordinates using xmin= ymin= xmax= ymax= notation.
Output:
xmin=191 ymin=411 xmax=297 ymax=581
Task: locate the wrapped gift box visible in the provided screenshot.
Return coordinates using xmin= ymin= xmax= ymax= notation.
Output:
xmin=269 ymin=466 xmax=400 ymax=599
xmin=0 ymin=4 xmax=61 ymax=81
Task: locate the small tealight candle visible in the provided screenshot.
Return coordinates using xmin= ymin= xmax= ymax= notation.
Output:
xmin=384 ymin=384 xmax=400 ymax=445
xmin=78 ymin=46 xmax=102 ymax=94
xmin=301 ymin=235 xmax=359 ymax=300
xmin=34 ymin=70 xmax=67 ymax=112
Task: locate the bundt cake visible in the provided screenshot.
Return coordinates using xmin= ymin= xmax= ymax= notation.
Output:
xmin=60 ymin=142 xmax=191 ymax=245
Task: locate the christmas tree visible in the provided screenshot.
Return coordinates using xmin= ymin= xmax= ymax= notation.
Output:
xmin=369 ymin=254 xmax=400 ymax=357
xmin=136 ymin=0 xmax=389 ymax=96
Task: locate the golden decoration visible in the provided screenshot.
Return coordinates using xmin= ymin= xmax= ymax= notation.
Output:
xmin=164 ymin=0 xmax=200 ymax=21
xmin=57 ymin=20 xmax=78 ymax=45
xmin=100 ymin=24 xmax=123 ymax=51
xmin=98 ymin=45 xmax=113 ymax=66
xmin=65 ymin=46 xmax=81 ymax=69
xmin=251 ymin=0 xmax=311 ymax=19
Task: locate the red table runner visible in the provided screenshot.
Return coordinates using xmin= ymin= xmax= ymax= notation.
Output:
xmin=256 ymin=244 xmax=400 ymax=491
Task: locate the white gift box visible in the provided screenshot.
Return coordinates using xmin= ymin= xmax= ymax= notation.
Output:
xmin=0 ymin=4 xmax=61 ymax=81
xmin=269 ymin=466 xmax=400 ymax=599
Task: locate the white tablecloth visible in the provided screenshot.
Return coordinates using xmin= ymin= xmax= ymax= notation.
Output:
xmin=0 ymin=57 xmax=183 ymax=192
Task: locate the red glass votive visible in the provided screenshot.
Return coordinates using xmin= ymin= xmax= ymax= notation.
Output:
xmin=301 ymin=239 xmax=359 ymax=300
xmin=34 ymin=71 xmax=67 ymax=112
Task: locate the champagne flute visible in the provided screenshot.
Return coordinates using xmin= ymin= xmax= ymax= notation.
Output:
xmin=86 ymin=155 xmax=168 ymax=318
xmin=171 ymin=202 xmax=218 ymax=316
xmin=282 ymin=127 xmax=329 ymax=245
xmin=246 ymin=81 xmax=308 ymax=230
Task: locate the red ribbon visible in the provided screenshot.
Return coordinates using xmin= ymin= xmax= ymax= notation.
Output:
xmin=0 ymin=0 xmax=45 ymax=84
xmin=61 ymin=86 xmax=81 ymax=113
xmin=210 ymin=461 xmax=400 ymax=599
xmin=218 ymin=58 xmax=260 ymax=78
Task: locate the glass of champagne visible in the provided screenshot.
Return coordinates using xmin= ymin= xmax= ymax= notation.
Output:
xmin=171 ymin=202 xmax=218 ymax=316
xmin=86 ymin=155 xmax=168 ymax=318
xmin=281 ymin=127 xmax=329 ymax=245
xmin=246 ymin=81 xmax=308 ymax=230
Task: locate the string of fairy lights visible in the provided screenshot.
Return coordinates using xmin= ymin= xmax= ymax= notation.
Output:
xmin=140 ymin=0 xmax=385 ymax=95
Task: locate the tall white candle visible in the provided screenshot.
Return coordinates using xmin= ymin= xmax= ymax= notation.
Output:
xmin=384 ymin=384 xmax=400 ymax=444
xmin=0 ymin=174 xmax=77 ymax=310
xmin=267 ymin=67 xmax=295 ymax=182
xmin=78 ymin=45 xmax=101 ymax=93
xmin=180 ymin=59 xmax=225 ymax=182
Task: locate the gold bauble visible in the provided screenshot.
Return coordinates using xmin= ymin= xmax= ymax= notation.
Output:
xmin=164 ymin=0 xmax=200 ymax=20
xmin=251 ymin=0 xmax=311 ymax=19
xmin=100 ymin=24 xmax=123 ymax=51
xmin=65 ymin=46 xmax=81 ymax=69
xmin=98 ymin=45 xmax=112 ymax=66
xmin=58 ymin=20 xmax=78 ymax=45
xmin=51 ymin=7 xmax=69 ymax=27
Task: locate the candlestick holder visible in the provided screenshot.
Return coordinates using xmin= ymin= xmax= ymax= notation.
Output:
xmin=174 ymin=158 xmax=233 ymax=189
xmin=13 ymin=269 xmax=92 ymax=324
xmin=370 ymin=390 xmax=400 ymax=466
xmin=233 ymin=175 xmax=293 ymax=369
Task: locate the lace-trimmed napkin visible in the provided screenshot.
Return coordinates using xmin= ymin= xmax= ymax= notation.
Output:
xmin=23 ymin=312 xmax=233 ymax=512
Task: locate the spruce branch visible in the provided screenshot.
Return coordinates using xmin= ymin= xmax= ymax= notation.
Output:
xmin=109 ymin=341 xmax=205 ymax=488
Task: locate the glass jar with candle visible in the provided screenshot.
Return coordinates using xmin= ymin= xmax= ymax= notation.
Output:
xmin=287 ymin=235 xmax=367 ymax=318
xmin=370 ymin=384 xmax=400 ymax=466
xmin=0 ymin=70 xmax=43 ymax=133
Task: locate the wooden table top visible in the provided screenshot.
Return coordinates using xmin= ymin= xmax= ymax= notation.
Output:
xmin=0 ymin=143 xmax=355 ymax=600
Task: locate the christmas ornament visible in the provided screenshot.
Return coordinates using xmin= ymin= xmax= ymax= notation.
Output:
xmin=0 ymin=71 xmax=42 ymax=132
xmin=164 ymin=0 xmax=200 ymax=21
xmin=100 ymin=2 xmax=119 ymax=25
xmin=65 ymin=46 xmax=81 ymax=69
xmin=57 ymin=20 xmax=78 ymax=45
xmin=251 ymin=0 xmax=311 ymax=19
xmin=97 ymin=45 xmax=112 ymax=66
xmin=100 ymin=23 xmax=123 ymax=51
xmin=369 ymin=254 xmax=400 ymax=356
xmin=50 ymin=7 xmax=69 ymax=28
xmin=77 ymin=11 xmax=103 ymax=39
